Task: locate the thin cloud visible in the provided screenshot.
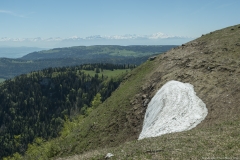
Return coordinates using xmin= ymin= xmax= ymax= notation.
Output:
xmin=0 ymin=10 xmax=26 ymax=18
xmin=191 ymin=0 xmax=237 ymax=15
xmin=216 ymin=2 xmax=236 ymax=9
xmin=0 ymin=10 xmax=12 ymax=15
xmin=191 ymin=0 xmax=218 ymax=15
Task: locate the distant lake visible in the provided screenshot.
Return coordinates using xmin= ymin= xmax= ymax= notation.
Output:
xmin=0 ymin=47 xmax=45 ymax=58
xmin=0 ymin=78 xmax=5 ymax=83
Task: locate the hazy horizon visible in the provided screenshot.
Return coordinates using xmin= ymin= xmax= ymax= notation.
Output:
xmin=1 ymin=0 xmax=240 ymax=49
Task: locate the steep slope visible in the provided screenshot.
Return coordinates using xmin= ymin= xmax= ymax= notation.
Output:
xmin=60 ymin=24 xmax=240 ymax=159
xmin=14 ymin=24 xmax=240 ymax=159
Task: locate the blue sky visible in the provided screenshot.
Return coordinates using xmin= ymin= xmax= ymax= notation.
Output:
xmin=0 ymin=0 xmax=240 ymax=47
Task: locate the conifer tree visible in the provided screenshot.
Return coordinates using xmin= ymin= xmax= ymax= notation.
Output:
xmin=91 ymin=93 xmax=102 ymax=108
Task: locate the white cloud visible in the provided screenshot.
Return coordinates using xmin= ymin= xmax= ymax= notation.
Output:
xmin=0 ymin=10 xmax=11 ymax=14
xmin=0 ymin=9 xmax=25 ymax=18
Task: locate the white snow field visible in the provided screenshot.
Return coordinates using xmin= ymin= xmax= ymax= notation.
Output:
xmin=138 ymin=80 xmax=208 ymax=140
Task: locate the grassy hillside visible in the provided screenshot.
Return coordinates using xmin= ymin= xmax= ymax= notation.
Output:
xmin=6 ymin=24 xmax=240 ymax=159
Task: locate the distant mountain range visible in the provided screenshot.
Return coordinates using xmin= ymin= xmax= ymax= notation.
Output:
xmin=0 ymin=33 xmax=194 ymax=48
xmin=1 ymin=32 xmax=192 ymax=41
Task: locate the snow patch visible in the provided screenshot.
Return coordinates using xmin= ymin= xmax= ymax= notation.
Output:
xmin=138 ymin=80 xmax=208 ymax=140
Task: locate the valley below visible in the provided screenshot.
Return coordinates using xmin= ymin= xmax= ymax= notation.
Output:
xmin=0 ymin=45 xmax=176 ymax=79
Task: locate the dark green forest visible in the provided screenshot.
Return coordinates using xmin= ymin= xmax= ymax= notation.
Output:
xmin=0 ymin=63 xmax=131 ymax=158
xmin=0 ymin=56 xmax=147 ymax=79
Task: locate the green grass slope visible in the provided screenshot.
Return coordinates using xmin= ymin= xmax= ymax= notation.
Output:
xmin=10 ymin=24 xmax=240 ymax=159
